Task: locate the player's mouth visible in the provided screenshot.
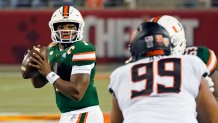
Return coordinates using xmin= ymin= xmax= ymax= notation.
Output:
xmin=62 ymin=35 xmax=71 ymax=39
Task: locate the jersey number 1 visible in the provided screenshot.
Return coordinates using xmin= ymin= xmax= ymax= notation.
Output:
xmin=131 ymin=58 xmax=181 ymax=98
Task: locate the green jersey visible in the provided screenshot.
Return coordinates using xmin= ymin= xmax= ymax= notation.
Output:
xmin=47 ymin=41 xmax=99 ymax=113
xmin=185 ymin=46 xmax=218 ymax=75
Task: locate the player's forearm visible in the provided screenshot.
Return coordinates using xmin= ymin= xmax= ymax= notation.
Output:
xmin=53 ymin=78 xmax=88 ymax=101
xmin=206 ymin=105 xmax=218 ymax=123
xmin=45 ymin=72 xmax=89 ymax=101
xmin=110 ymin=96 xmax=124 ymax=123
xmin=197 ymin=78 xmax=218 ymax=123
xmin=211 ymin=116 xmax=218 ymax=123
xmin=198 ymin=112 xmax=218 ymax=123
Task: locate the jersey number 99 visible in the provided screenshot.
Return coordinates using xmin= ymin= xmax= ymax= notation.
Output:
xmin=131 ymin=58 xmax=181 ymax=98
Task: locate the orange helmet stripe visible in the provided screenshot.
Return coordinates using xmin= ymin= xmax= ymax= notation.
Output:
xmin=63 ymin=6 xmax=69 ymax=17
xmin=152 ymin=16 xmax=162 ymax=22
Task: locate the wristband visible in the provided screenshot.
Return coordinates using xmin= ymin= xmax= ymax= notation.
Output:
xmin=46 ymin=72 xmax=60 ymax=84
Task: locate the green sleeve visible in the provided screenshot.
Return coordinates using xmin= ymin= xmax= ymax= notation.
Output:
xmin=185 ymin=46 xmax=217 ymax=75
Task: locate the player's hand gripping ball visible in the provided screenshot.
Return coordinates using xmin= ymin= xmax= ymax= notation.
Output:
xmin=21 ymin=46 xmax=47 ymax=79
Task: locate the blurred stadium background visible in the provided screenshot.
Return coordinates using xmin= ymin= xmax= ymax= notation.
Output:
xmin=0 ymin=0 xmax=218 ymax=122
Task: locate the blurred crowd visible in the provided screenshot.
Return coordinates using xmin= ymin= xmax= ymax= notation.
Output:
xmin=0 ymin=0 xmax=123 ymax=9
xmin=0 ymin=0 xmax=217 ymax=9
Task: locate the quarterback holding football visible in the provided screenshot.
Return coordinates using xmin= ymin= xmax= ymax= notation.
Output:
xmin=22 ymin=6 xmax=103 ymax=123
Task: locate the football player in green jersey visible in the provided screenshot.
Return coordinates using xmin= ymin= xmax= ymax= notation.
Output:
xmin=29 ymin=6 xmax=104 ymax=123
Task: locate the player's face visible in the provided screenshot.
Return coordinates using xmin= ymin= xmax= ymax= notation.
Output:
xmin=57 ymin=23 xmax=78 ymax=39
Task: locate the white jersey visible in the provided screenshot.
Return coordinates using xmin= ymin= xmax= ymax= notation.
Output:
xmin=109 ymin=55 xmax=208 ymax=123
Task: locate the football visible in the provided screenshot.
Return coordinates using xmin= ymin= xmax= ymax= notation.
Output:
xmin=21 ymin=46 xmax=47 ymax=79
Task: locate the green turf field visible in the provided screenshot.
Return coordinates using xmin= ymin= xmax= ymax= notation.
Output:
xmin=0 ymin=64 xmax=120 ymax=115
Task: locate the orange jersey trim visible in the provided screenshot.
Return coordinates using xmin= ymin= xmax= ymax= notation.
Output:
xmin=207 ymin=49 xmax=217 ymax=73
xmin=72 ymin=51 xmax=96 ymax=61
xmin=207 ymin=50 xmax=213 ymax=67
xmin=211 ymin=58 xmax=217 ymax=73
xmin=72 ymin=58 xmax=96 ymax=61
xmin=76 ymin=114 xmax=82 ymax=123
xmin=84 ymin=112 xmax=88 ymax=123
xmin=74 ymin=51 xmax=96 ymax=55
